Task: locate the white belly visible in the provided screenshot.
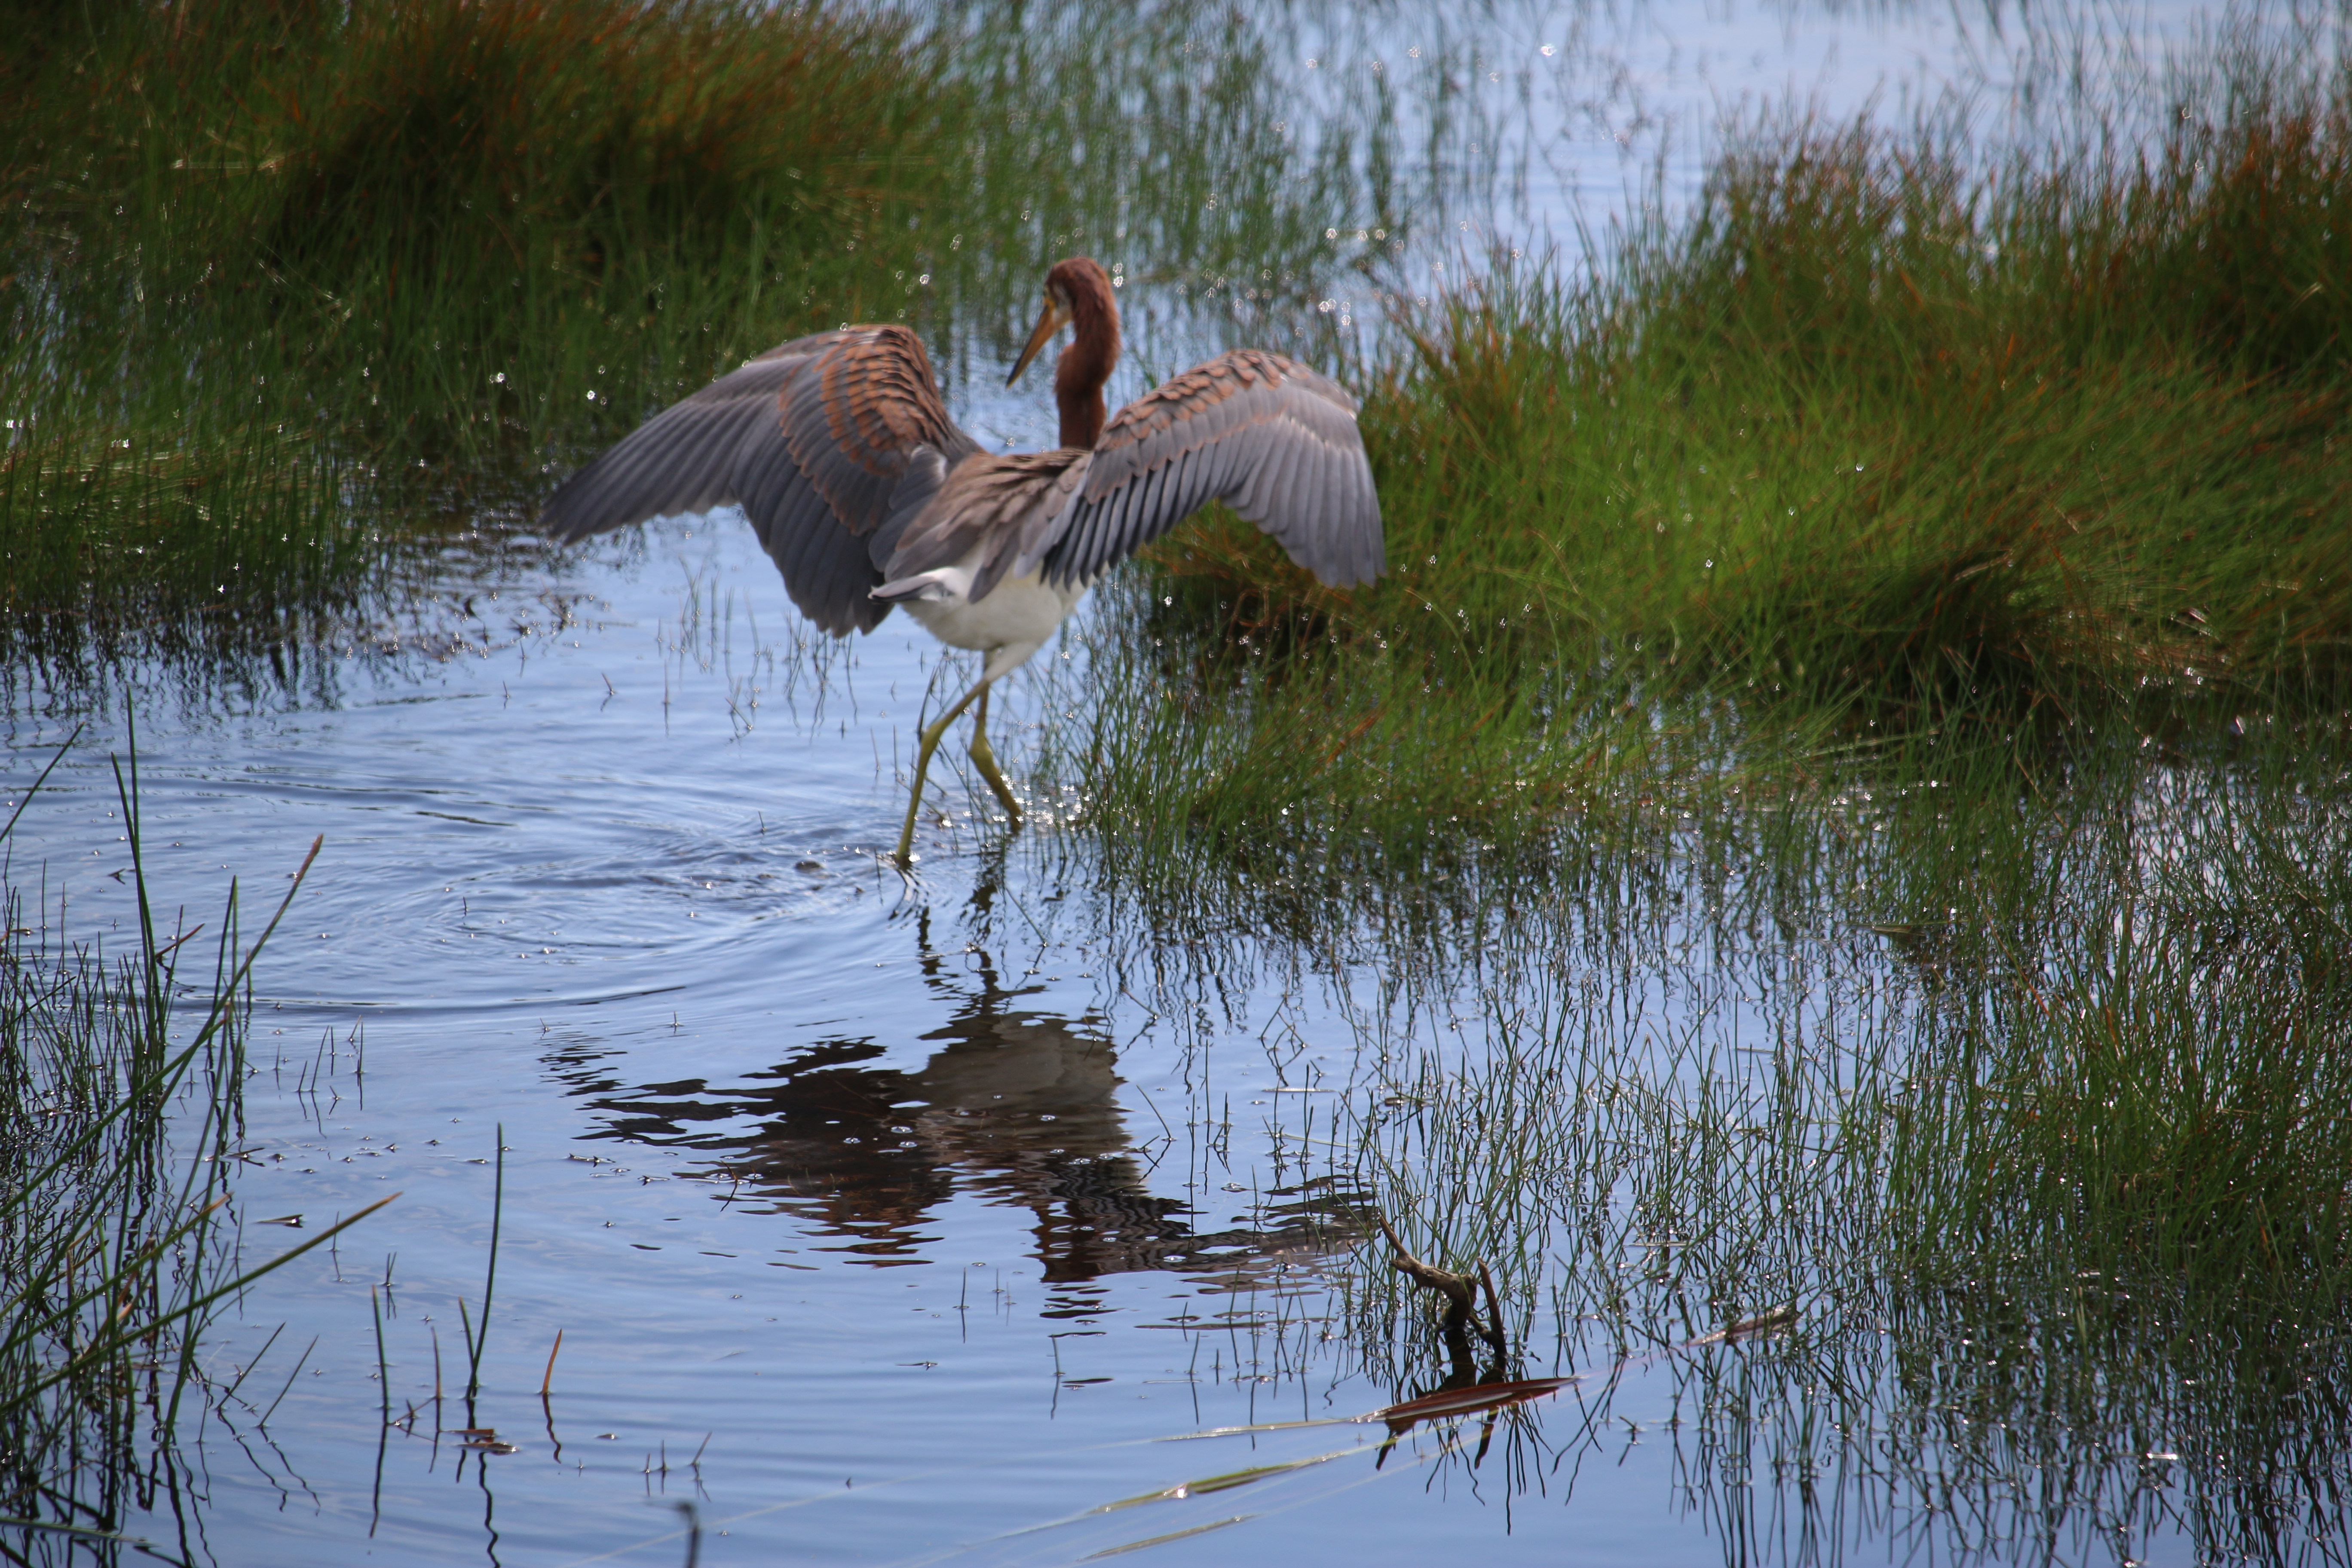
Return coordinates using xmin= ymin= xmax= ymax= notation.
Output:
xmin=895 ymin=567 xmax=1089 ymax=682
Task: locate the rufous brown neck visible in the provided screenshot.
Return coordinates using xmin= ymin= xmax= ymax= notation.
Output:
xmin=1051 ymin=262 xmax=1121 ymax=450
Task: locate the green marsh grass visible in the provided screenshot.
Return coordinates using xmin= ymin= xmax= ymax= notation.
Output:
xmin=1071 ymin=35 xmax=2352 ymax=861
xmin=1 ymin=0 xmax=959 ymax=682
xmin=0 ymin=743 xmax=384 ymax=1564
xmin=1005 ymin=643 xmax=2352 ymax=1561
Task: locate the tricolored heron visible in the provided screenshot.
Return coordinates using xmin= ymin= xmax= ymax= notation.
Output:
xmin=542 ymin=256 xmax=1385 ymax=865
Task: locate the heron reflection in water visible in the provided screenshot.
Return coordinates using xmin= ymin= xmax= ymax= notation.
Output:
xmin=576 ymin=943 xmax=1353 ymax=1285
xmin=543 ymin=256 xmax=1386 ymax=865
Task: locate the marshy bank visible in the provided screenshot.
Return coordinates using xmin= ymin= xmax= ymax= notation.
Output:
xmin=3 ymin=1 xmax=2350 ymax=1563
xmin=1084 ymin=28 xmax=2351 ymax=861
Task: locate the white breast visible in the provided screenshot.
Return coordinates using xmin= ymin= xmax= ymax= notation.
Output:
xmin=890 ymin=556 xmax=1090 ymax=682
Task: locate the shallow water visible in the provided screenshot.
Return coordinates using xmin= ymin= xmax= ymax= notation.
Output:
xmin=3 ymin=2 xmax=2318 ymax=1564
xmin=1 ymin=520 xmax=1746 ymax=1567
xmin=3 ymin=516 xmax=2280 ymax=1568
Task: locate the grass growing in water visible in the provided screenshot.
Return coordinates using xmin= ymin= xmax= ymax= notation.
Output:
xmin=0 ymin=742 xmax=383 ymax=1564
xmin=1317 ymin=732 xmax=2352 ymax=1565
xmin=1 ymin=0 xmax=957 ymax=679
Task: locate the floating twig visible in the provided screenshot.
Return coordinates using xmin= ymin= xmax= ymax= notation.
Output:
xmin=1371 ymin=1213 xmax=1506 ymax=1357
xmin=1692 ymin=1305 xmax=1800 ymax=1346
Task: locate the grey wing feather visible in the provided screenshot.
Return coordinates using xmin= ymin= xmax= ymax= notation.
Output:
xmin=540 ymin=351 xmax=812 ymax=541
xmin=1039 ymin=350 xmax=1384 ymax=590
xmin=539 ymin=328 xmax=979 ymax=637
xmin=758 ymin=474 xmax=887 ymax=636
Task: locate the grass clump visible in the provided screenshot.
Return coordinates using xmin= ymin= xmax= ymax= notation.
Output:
xmin=1090 ymin=36 xmax=2352 ymax=859
xmin=0 ymin=0 xmax=970 ymax=687
xmin=0 ymin=3 xmax=916 ymax=709
xmin=1902 ymin=804 xmax=2352 ymax=1279
xmin=3 ymin=0 xmax=955 ymax=421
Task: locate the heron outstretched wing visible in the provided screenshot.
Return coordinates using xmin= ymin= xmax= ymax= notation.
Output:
xmin=540 ymin=327 xmax=981 ymax=635
xmin=1037 ymin=350 xmax=1384 ymax=591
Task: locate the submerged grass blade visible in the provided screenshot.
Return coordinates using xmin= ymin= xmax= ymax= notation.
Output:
xmin=1092 ymin=1449 xmax=1364 ymax=1514
xmin=1078 ymin=1515 xmax=1255 ymax=1560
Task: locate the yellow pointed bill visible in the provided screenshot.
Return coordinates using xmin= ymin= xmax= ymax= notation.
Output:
xmin=1007 ymin=295 xmax=1068 ymax=386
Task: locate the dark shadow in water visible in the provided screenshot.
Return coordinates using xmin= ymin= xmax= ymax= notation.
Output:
xmin=560 ymin=933 xmax=1355 ymax=1286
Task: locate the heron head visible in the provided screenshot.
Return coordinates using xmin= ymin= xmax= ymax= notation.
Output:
xmin=1008 ymin=282 xmax=1075 ymax=387
xmin=1008 ymin=258 xmax=1114 ymax=386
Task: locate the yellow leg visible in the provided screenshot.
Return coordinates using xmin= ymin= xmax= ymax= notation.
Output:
xmin=968 ymin=686 xmax=1023 ymax=824
xmin=892 ymin=680 xmax=989 ymax=867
